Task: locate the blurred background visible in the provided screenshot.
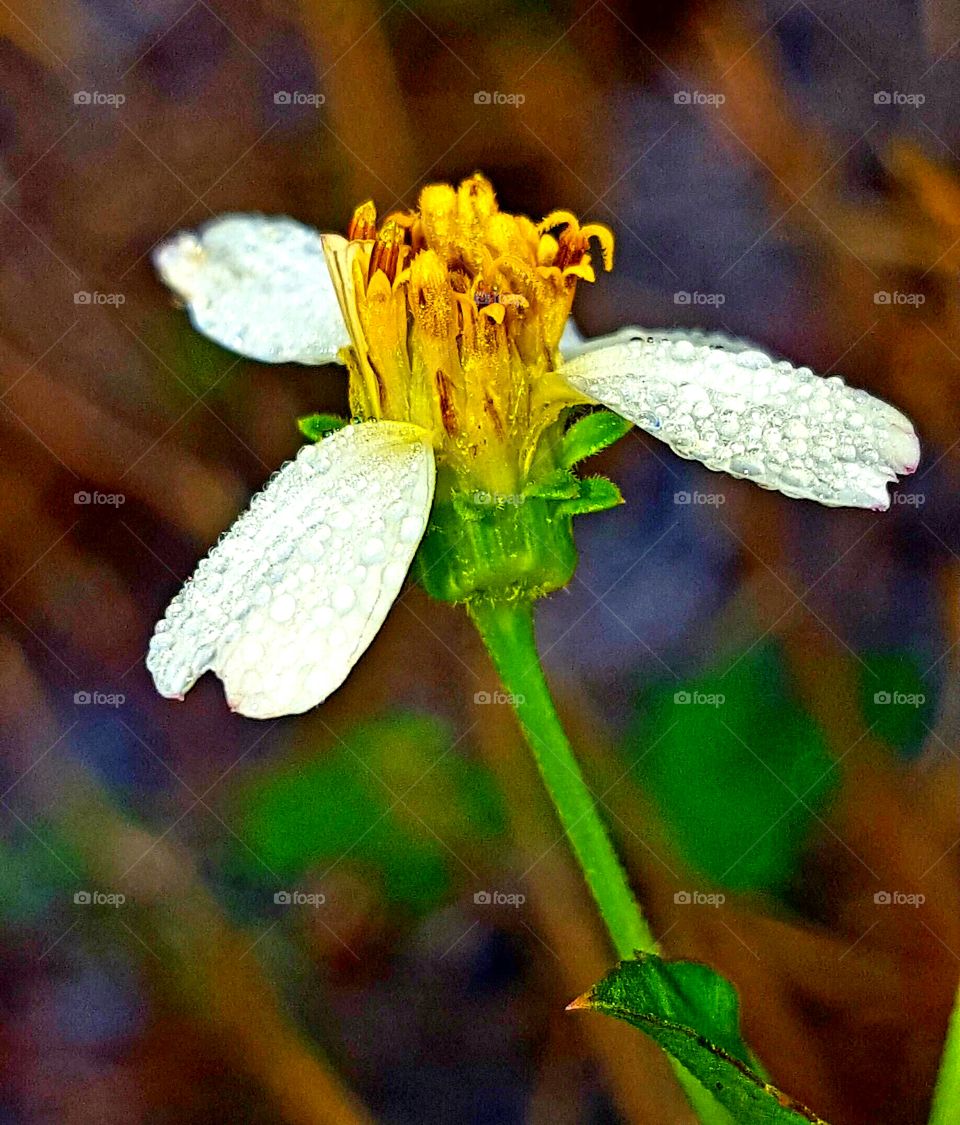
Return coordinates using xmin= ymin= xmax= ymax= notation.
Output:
xmin=1 ymin=0 xmax=959 ymax=1121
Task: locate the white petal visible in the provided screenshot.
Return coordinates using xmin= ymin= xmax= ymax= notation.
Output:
xmin=153 ymin=214 xmax=350 ymax=365
xmin=559 ymin=318 xmax=587 ymax=360
xmin=556 ymin=328 xmax=919 ymax=510
xmin=147 ymin=422 xmax=435 ymax=718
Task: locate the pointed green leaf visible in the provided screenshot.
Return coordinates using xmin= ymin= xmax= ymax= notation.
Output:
xmin=559 ymin=475 xmax=624 ymax=516
xmin=523 ymin=468 xmax=580 ymax=501
xmin=297 ymin=413 xmax=347 ymax=441
xmin=573 ymin=955 xmax=829 ymax=1124
xmin=559 ymin=410 xmax=633 ymax=468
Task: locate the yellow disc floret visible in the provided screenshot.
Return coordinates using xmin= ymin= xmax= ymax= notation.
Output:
xmin=322 ymin=173 xmax=614 ymax=494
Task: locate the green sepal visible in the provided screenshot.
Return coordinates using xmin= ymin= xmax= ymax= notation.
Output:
xmin=558 ymin=475 xmax=624 ymax=516
xmin=297 ymin=413 xmax=348 ymax=441
xmin=573 ymin=954 xmax=828 ymax=1124
xmin=559 ymin=410 xmax=633 ymax=468
xmin=523 ymin=468 xmax=580 ymax=501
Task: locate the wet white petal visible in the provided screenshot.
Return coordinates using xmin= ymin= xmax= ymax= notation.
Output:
xmin=153 ymin=214 xmax=350 ymax=364
xmin=557 ymin=327 xmax=919 ymax=509
xmin=147 ymin=422 xmax=435 ymax=718
xmin=559 ymin=318 xmax=587 ymax=360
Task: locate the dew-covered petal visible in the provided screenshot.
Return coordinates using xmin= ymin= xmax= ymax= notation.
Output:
xmin=153 ymin=214 xmax=350 ymax=364
xmin=559 ymin=318 xmax=587 ymax=360
xmin=146 ymin=422 xmax=435 ymax=719
xmin=556 ymin=327 xmax=919 ymax=509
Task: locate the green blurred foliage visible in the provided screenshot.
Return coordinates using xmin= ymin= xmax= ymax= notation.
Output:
xmin=0 ymin=824 xmax=80 ymax=924
xmin=857 ymin=650 xmax=936 ymax=757
xmin=625 ymin=644 xmax=837 ymax=894
xmin=228 ymin=712 xmax=506 ymax=912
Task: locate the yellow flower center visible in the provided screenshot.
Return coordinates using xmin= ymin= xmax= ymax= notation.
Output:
xmin=322 ymin=173 xmax=614 ymax=494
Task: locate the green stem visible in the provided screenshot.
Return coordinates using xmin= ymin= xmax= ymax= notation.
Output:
xmin=469 ymin=598 xmax=732 ymax=1125
xmin=470 ymin=597 xmax=651 ymax=957
xmin=929 ymin=971 xmax=960 ymax=1125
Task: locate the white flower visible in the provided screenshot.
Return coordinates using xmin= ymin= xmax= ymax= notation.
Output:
xmin=147 ymin=188 xmax=918 ymax=718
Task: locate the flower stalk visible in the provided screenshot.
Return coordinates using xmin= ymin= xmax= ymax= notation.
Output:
xmin=469 ymin=597 xmax=733 ymax=1125
xmin=468 ymin=597 xmax=652 ymax=958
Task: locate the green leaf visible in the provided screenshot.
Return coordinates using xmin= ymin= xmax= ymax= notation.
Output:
xmin=572 ymin=955 xmax=829 ymax=1124
xmin=523 ymin=468 xmax=580 ymax=501
xmin=227 ymin=713 xmax=505 ymax=913
xmin=558 ymin=475 xmax=624 ymax=516
xmin=297 ymin=413 xmax=347 ymax=441
xmin=559 ymin=410 xmax=633 ymax=468
xmin=857 ymin=650 xmax=935 ymax=757
xmin=626 ymin=644 xmax=836 ymax=894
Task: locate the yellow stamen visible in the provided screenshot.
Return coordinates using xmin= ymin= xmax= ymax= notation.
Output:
xmin=325 ymin=175 xmax=614 ymax=492
xmin=347 ymin=200 xmax=377 ymax=241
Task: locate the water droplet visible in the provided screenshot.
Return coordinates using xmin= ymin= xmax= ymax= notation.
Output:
xmin=269 ymin=593 xmax=296 ymax=623
xmin=332 ymin=584 xmax=356 ymax=614
xmin=361 ymin=537 xmax=386 ymax=564
xmin=399 ymin=515 xmax=423 ymax=543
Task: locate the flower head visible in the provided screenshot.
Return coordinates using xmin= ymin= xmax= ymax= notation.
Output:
xmin=148 ymin=175 xmax=919 ymax=718
xmin=323 ymin=173 xmax=612 ymax=493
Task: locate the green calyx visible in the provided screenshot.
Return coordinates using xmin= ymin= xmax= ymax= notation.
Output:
xmin=413 ymin=429 xmax=626 ymax=605
xmin=413 ymin=489 xmax=579 ymax=604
